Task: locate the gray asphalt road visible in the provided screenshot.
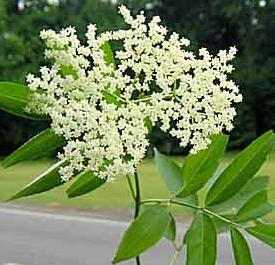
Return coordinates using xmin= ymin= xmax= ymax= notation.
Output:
xmin=0 ymin=204 xmax=274 ymax=265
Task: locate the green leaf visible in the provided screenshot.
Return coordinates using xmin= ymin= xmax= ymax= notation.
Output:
xmin=103 ymin=90 xmax=122 ymax=106
xmin=154 ymin=148 xmax=183 ymax=195
xmin=164 ymin=213 xmax=176 ymax=242
xmin=0 ymin=82 xmax=47 ymax=120
xmin=177 ymin=134 xmax=228 ymax=198
xmin=100 ymin=42 xmax=121 ymax=106
xmin=209 ymin=176 xmax=269 ymax=215
xmin=9 ymin=160 xmax=66 ymax=200
xmin=234 ymin=189 xmax=274 ymax=223
xmin=101 ymin=41 xmax=115 ymax=66
xmin=2 ymin=128 xmax=65 ymax=168
xmin=246 ymin=223 xmax=275 ymax=248
xmin=66 ymin=171 xmax=106 ymax=198
xmin=60 ymin=65 xmax=78 ymax=79
xmin=144 ymin=117 xmax=153 ymax=131
xmin=206 ymin=131 xmax=275 ymax=206
xmin=186 ymin=212 xmax=217 ymax=265
xmin=113 ymin=205 xmax=170 ymax=263
xmin=230 ymin=227 xmax=254 ymax=265
xmin=182 ymin=227 xmax=191 ymax=245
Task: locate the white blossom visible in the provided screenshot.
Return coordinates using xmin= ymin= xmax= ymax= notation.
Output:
xmin=27 ymin=6 xmax=242 ymax=181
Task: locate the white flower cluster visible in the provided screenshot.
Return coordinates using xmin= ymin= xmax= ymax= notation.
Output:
xmin=26 ymin=6 xmax=242 ymax=181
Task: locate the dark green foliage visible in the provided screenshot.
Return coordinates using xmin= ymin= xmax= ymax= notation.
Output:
xmin=246 ymin=223 xmax=275 ymax=248
xmin=185 ymin=213 xmax=217 ymax=265
xmin=230 ymin=227 xmax=254 ymax=265
xmin=206 ymin=131 xmax=275 ymax=206
xmin=154 ymin=148 xmax=183 ymax=195
xmin=234 ymin=190 xmax=274 ymax=223
xmin=177 ymin=134 xmax=228 ymax=198
xmin=0 ymin=82 xmax=47 ymax=119
xmin=163 ymin=213 xmax=176 ymax=242
xmin=208 ymin=176 xmax=270 ymax=215
xmin=151 ymin=132 xmax=274 ymax=265
xmin=9 ymin=160 xmax=67 ymax=200
xmin=66 ymin=171 xmax=106 ymax=198
xmin=2 ymin=128 xmax=65 ymax=167
xmin=113 ymin=205 xmax=170 ymax=263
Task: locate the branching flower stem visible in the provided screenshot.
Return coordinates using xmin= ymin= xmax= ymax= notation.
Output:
xmin=126 ymin=172 xmax=141 ymax=265
xmin=126 ymin=171 xmax=142 ymax=265
xmin=134 ymin=171 xmax=141 ymax=219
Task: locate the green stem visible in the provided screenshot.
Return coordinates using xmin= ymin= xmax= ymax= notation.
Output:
xmin=171 ymin=198 xmax=241 ymax=227
xmin=140 ymin=198 xmax=242 ymax=229
xmin=169 ymin=249 xmax=180 ymax=265
xmin=133 ymin=171 xmax=141 ymax=265
xmin=170 ymin=199 xmax=202 ymax=211
xmin=126 ymin=172 xmax=141 ymax=265
xmin=203 ymin=208 xmax=242 ymax=228
xmin=139 ymin=199 xmax=169 ymax=205
xmin=126 ymin=175 xmax=135 ymax=200
xmin=134 ymin=171 xmax=141 ymax=219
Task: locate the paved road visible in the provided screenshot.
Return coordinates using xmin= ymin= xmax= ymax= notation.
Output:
xmin=0 ymin=204 xmax=274 ymax=265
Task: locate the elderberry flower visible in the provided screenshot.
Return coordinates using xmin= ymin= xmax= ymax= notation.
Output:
xmin=26 ymin=6 xmax=242 ymax=181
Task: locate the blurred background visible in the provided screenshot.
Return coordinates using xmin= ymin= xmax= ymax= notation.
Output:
xmin=1 ymin=0 xmax=275 ymax=156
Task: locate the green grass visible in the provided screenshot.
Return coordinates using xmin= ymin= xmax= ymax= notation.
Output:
xmin=0 ymin=154 xmax=275 ymax=220
xmin=0 ymin=158 xmax=170 ymax=213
